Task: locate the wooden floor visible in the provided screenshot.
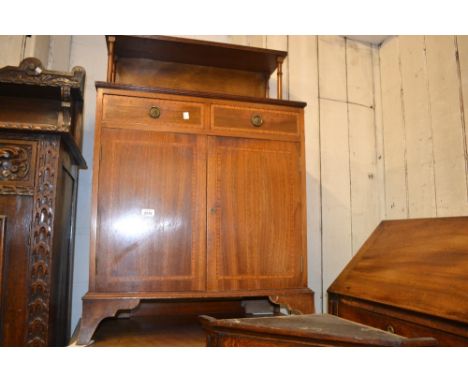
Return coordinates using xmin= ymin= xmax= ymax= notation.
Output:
xmin=90 ymin=315 xmax=207 ymax=347
xmin=70 ymin=299 xmax=277 ymax=346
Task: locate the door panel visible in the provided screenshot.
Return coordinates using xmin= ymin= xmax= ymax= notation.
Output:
xmin=96 ymin=128 xmax=206 ymax=292
xmin=207 ymin=136 xmax=304 ymax=291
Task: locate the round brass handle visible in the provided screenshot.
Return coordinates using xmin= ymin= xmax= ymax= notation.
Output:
xmin=250 ymin=114 xmax=264 ymax=128
xmin=149 ymin=106 xmax=161 ymax=119
xmin=386 ymin=324 xmax=395 ymax=334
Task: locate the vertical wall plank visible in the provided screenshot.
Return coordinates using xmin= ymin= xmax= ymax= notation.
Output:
xmin=399 ymin=36 xmax=437 ymax=218
xmin=379 ymin=37 xmax=408 ymax=219
xmin=425 ymin=36 xmax=468 ymax=216
xmin=266 ymin=36 xmax=289 ymax=99
xmin=248 ymin=36 xmax=266 ymax=48
xmin=456 ymin=35 xmax=468 ymax=203
xmin=348 ymin=104 xmax=379 ymax=252
xmin=346 ymin=39 xmax=374 ymax=107
xmin=24 ymin=36 xmax=50 ymax=67
xmin=48 ymin=36 xmax=71 ymax=71
xmin=0 ymin=36 xmax=25 ymax=67
xmin=288 ymin=36 xmax=322 ymax=312
xmin=227 ymin=35 xmax=249 ymax=46
xmin=320 ymin=99 xmax=352 ymax=308
xmin=372 ymin=45 xmax=387 ymax=222
xmin=318 ymin=36 xmax=347 ymax=102
xmin=346 ymin=39 xmax=379 ymax=252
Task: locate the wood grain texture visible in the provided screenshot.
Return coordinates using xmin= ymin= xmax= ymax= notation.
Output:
xmin=328 ymin=216 xmax=468 ymax=345
xmin=266 ymin=36 xmax=289 ymax=100
xmin=206 ymin=136 xmax=304 ymax=291
xmin=201 ymin=314 xmax=437 ymax=347
xmin=399 ymin=36 xmax=436 ymax=218
xmin=111 ymin=35 xmax=286 ymax=75
xmin=82 ymin=57 xmax=309 ymax=341
xmin=0 ymin=60 xmax=85 ymax=346
xmin=0 ymin=195 xmax=33 ymax=345
xmin=116 ymin=58 xmax=267 ymax=98
xmin=331 ymin=296 xmax=467 ymax=346
xmin=211 ymin=104 xmax=299 ymax=138
xmin=0 ymin=215 xmax=6 ymax=332
xmin=102 ymin=93 xmax=204 ymax=131
xmin=96 ymin=129 xmax=206 ymax=293
xmin=425 ymin=36 xmax=468 ymax=216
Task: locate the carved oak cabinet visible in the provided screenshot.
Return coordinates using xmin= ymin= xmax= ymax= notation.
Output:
xmin=0 ymin=58 xmax=86 ymax=346
xmin=78 ymin=36 xmax=314 ymax=345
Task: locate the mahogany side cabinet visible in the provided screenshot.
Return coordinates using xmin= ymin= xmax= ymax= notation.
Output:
xmin=0 ymin=58 xmax=86 ymax=346
xmin=77 ymin=36 xmax=314 ymax=345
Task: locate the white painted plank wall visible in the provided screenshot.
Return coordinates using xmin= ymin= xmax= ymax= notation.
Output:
xmin=317 ymin=36 xmax=351 ymax=310
xmin=380 ymin=37 xmax=408 ymax=219
xmin=456 ymin=35 xmax=468 ymax=204
xmin=346 ymin=40 xmax=380 ymax=253
xmin=380 ymin=36 xmax=468 ymax=221
xmin=0 ymin=36 xmax=25 ymax=67
xmin=288 ymin=36 xmax=322 ymax=312
xmin=399 ymin=36 xmax=437 ymax=218
xmin=425 ymin=36 xmax=468 ymax=216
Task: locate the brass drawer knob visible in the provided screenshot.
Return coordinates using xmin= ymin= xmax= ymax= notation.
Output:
xmin=149 ymin=106 xmax=161 ymax=119
xmin=250 ymin=114 xmax=264 ymax=128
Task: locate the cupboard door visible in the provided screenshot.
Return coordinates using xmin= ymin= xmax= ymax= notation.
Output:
xmin=207 ymin=136 xmax=305 ymax=291
xmin=95 ymin=128 xmax=206 ymax=292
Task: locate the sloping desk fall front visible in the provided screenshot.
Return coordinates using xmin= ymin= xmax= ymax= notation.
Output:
xmin=328 ymin=217 xmax=468 ymax=346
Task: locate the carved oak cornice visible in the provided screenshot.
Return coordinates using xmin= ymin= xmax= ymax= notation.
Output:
xmin=0 ymin=58 xmax=85 ymax=96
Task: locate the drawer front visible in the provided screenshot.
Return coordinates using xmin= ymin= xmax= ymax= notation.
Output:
xmin=102 ymin=94 xmax=204 ymax=130
xmin=211 ymin=104 xmax=300 ymax=137
xmin=334 ymin=298 xmax=468 ymax=346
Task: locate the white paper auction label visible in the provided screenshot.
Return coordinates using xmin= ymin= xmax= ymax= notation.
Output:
xmin=141 ymin=209 xmax=155 ymax=217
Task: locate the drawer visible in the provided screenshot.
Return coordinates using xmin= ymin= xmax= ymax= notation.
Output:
xmin=102 ymin=94 xmax=204 ymax=130
xmin=211 ymin=104 xmax=300 ymax=137
xmin=334 ymin=298 xmax=468 ymax=346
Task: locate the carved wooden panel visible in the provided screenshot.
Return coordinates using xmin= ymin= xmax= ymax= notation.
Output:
xmin=95 ymin=128 xmax=206 ymax=292
xmin=207 ymin=136 xmax=304 ymax=291
xmin=0 ymin=139 xmax=37 ymax=195
xmin=0 ymin=215 xmax=6 ymax=316
xmin=25 ymin=137 xmax=60 ymax=346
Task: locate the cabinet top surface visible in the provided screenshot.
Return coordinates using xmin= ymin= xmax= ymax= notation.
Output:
xmin=108 ymin=35 xmax=287 ymax=76
xmin=96 ymin=81 xmax=307 ymax=108
xmin=328 ymin=216 xmax=468 ymax=325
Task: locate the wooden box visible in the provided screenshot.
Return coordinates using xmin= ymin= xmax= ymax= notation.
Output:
xmin=200 ymin=314 xmax=437 ymax=346
xmin=0 ymin=58 xmax=86 ymax=346
xmin=328 ymin=217 xmax=468 ymax=346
